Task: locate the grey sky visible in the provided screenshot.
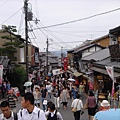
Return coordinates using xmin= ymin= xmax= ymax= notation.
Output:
xmin=0 ymin=0 xmax=120 ymax=51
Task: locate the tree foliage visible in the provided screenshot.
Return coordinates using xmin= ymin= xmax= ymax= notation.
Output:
xmin=7 ymin=65 xmax=26 ymax=92
xmin=0 ymin=25 xmax=24 ymax=62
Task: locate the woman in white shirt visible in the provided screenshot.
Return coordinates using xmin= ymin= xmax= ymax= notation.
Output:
xmin=71 ymin=93 xmax=84 ymax=120
xmin=33 ymin=87 xmax=41 ymax=107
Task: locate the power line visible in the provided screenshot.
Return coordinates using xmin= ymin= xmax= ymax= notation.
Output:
xmin=34 ymin=7 xmax=120 ymax=29
xmin=0 ymin=7 xmax=22 ymax=26
xmin=55 ymin=41 xmax=84 ymax=43
xmin=35 ymin=21 xmax=73 ymax=48
xmin=27 ymin=5 xmax=74 ymax=49
xmin=31 ymin=40 xmax=84 ymax=43
xmin=50 ymin=31 xmax=90 ymax=38
xmin=18 ymin=11 xmax=24 ymax=35
xmin=29 ymin=9 xmax=73 ymax=48
xmin=0 ymin=0 xmax=9 ymax=8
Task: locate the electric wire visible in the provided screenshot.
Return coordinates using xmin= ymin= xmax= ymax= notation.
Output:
xmin=28 ymin=8 xmax=72 ymax=49
xmin=50 ymin=31 xmax=88 ymax=38
xmin=0 ymin=0 xmax=9 ymax=8
xmin=36 ymin=21 xmax=73 ymax=48
xmin=36 ymin=23 xmax=66 ymax=48
xmin=28 ymin=22 xmax=39 ymax=47
xmin=0 ymin=7 xmax=22 ymax=26
xmin=33 ymin=7 xmax=120 ymax=29
xmin=18 ymin=11 xmax=24 ymax=35
xmin=28 ymin=22 xmax=45 ymax=51
xmin=35 ymin=23 xmax=64 ymax=48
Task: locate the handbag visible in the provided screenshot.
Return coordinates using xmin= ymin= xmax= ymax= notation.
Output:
xmin=43 ymin=99 xmax=47 ymax=105
xmin=84 ymin=103 xmax=88 ymax=109
xmin=71 ymin=100 xmax=79 ymax=112
xmin=71 ymin=107 xmax=77 ymax=112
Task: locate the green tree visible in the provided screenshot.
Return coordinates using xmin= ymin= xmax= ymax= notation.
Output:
xmin=0 ymin=25 xmax=24 ymax=62
xmin=7 ymin=65 xmax=26 ymax=93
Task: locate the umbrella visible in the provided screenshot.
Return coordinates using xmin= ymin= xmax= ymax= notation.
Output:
xmin=116 ymin=85 xmax=120 ymax=88
xmin=24 ymin=81 xmax=32 ymax=87
xmin=68 ymin=78 xmax=75 ymax=82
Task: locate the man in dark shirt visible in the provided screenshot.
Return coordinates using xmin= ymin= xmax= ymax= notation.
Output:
xmin=41 ymin=85 xmax=48 ymax=111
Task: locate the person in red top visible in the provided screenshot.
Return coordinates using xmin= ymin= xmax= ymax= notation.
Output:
xmin=86 ymin=90 xmax=96 ymax=120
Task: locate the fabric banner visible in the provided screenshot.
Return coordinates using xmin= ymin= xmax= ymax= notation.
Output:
xmin=111 ymin=81 xmax=115 ymax=97
xmin=0 ymin=65 xmax=3 ymax=84
xmin=63 ymin=57 xmax=68 ymax=72
xmin=29 ymin=74 xmax=33 ymax=81
xmin=105 ymin=66 xmax=114 ymax=81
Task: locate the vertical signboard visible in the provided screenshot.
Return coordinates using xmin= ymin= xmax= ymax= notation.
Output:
xmin=63 ymin=57 xmax=68 ymax=72
xmin=0 ymin=65 xmax=3 ymax=84
xmin=34 ymin=48 xmax=39 ymax=63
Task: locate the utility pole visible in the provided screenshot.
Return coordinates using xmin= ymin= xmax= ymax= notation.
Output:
xmin=24 ymin=0 xmax=29 ymax=81
xmin=46 ymin=38 xmax=49 ymax=75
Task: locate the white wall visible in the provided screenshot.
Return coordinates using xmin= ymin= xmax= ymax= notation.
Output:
xmin=82 ymin=46 xmax=102 ymax=57
xmin=20 ymin=48 xmax=25 ymax=62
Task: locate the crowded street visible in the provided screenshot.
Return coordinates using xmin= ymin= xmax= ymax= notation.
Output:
xmin=0 ymin=93 xmax=88 ymax=120
xmin=0 ymin=0 xmax=120 ymax=120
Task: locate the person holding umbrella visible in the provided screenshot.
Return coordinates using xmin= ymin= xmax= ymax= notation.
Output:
xmin=24 ymin=81 xmax=32 ymax=93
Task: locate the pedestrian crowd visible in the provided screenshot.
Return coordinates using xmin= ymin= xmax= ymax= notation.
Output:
xmin=0 ymin=76 xmax=120 ymax=120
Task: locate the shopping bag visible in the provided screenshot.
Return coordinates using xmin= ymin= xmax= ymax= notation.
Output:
xmin=43 ymin=99 xmax=47 ymax=105
xmin=71 ymin=108 xmax=77 ymax=112
xmin=84 ymin=103 xmax=88 ymax=109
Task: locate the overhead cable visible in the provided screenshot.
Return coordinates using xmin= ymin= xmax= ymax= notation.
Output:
xmin=0 ymin=7 xmax=22 ymax=26
xmin=0 ymin=0 xmax=9 ymax=8
xmin=34 ymin=7 xmax=120 ymax=29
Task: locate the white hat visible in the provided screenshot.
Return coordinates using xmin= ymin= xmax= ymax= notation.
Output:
xmin=101 ymin=100 xmax=110 ymax=107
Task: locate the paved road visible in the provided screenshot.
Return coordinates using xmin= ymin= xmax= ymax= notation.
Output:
xmin=0 ymin=95 xmax=89 ymax=120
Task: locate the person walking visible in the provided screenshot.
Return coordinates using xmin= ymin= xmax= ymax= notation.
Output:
xmin=46 ymin=81 xmax=53 ymax=101
xmin=17 ymin=92 xmax=47 ymax=120
xmin=61 ymin=86 xmax=68 ymax=110
xmin=79 ymin=82 xmax=84 ymax=99
xmin=72 ymin=85 xmax=78 ymax=99
xmin=45 ymin=102 xmax=63 ymax=120
xmin=85 ymin=90 xmax=96 ymax=120
xmin=6 ymin=81 xmax=11 ymax=92
xmin=40 ymin=84 xmax=48 ymax=111
xmin=33 ymin=87 xmax=41 ymax=107
xmin=53 ymin=85 xmax=61 ymax=109
xmin=93 ymin=100 xmax=120 ymax=120
xmin=71 ymin=93 xmax=84 ymax=120
xmin=0 ymin=101 xmax=18 ymax=120
xmin=7 ymin=89 xmax=18 ymax=112
xmin=1 ymin=82 xmax=7 ymax=98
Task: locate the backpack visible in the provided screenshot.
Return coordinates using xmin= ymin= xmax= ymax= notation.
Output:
xmin=47 ymin=110 xmax=57 ymax=120
xmin=20 ymin=109 xmax=40 ymax=118
xmin=13 ymin=112 xmax=18 ymax=120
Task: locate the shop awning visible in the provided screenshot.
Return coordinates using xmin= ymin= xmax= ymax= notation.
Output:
xmin=91 ymin=67 xmax=120 ymax=78
xmin=82 ymin=75 xmax=89 ymax=79
xmin=73 ymin=71 xmax=83 ymax=77
xmin=67 ymin=69 xmax=83 ymax=77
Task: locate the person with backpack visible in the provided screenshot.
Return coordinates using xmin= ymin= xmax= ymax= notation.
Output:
xmin=45 ymin=102 xmax=63 ymax=120
xmin=17 ymin=92 xmax=46 ymax=120
xmin=0 ymin=100 xmax=18 ymax=120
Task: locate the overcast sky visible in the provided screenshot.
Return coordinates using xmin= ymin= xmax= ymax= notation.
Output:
xmin=0 ymin=0 xmax=120 ymax=51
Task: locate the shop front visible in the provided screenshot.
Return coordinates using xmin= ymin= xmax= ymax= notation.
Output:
xmin=91 ymin=66 xmax=120 ymax=102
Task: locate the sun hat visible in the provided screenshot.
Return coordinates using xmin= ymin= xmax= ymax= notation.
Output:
xmin=101 ymin=100 xmax=110 ymax=107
